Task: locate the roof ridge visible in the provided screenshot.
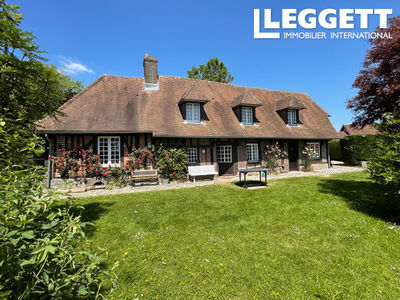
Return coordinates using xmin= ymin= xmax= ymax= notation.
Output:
xmin=159 ymin=75 xmax=308 ymax=95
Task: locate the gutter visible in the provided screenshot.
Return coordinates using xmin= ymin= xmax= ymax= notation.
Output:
xmin=44 ymin=134 xmax=52 ymax=188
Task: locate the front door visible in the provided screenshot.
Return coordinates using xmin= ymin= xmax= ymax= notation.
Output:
xmin=217 ymin=145 xmax=235 ymax=175
xmin=288 ymin=141 xmax=299 ymax=171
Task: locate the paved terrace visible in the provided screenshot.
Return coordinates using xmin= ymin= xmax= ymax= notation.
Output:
xmin=69 ymin=162 xmax=363 ymax=198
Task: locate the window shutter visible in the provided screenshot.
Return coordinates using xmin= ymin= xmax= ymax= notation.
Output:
xmin=252 ymin=107 xmax=256 ymax=123
xmin=179 ymin=102 xmax=186 ymax=120
xmin=296 ymin=110 xmax=301 ymax=124
xmin=93 ymin=135 xmax=98 ymax=154
xmin=239 ymin=106 xmax=242 ymax=122
xmin=200 ymin=104 xmax=208 ymax=121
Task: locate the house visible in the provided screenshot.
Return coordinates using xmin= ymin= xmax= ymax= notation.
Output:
xmin=37 ymin=54 xmax=338 ymax=177
xmin=339 ymin=124 xmax=378 ymax=136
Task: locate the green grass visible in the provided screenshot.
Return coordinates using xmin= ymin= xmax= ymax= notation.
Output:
xmin=76 ymin=172 xmax=400 ymax=299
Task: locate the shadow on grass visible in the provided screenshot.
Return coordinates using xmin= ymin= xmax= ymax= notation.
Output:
xmin=318 ymin=178 xmax=400 ymax=223
xmin=71 ymin=202 xmax=114 ymax=237
xmin=233 ymin=180 xmax=268 ymax=189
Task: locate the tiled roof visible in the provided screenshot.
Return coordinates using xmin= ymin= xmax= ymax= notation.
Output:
xmin=275 ymin=94 xmax=307 ymax=111
xmin=37 ymin=75 xmax=338 ymax=139
xmin=340 ymin=124 xmax=379 ymax=135
xmin=231 ymin=90 xmax=262 ymax=107
xmin=180 ymin=84 xmax=209 ymax=103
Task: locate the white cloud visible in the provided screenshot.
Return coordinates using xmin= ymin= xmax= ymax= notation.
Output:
xmin=59 ymin=57 xmax=95 ymax=75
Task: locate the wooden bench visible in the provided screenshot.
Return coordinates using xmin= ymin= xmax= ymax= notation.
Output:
xmin=131 ymin=169 xmax=159 ymax=185
xmin=188 ymin=165 xmax=218 ymax=182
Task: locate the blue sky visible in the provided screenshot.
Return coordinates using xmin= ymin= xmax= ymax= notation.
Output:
xmin=15 ymin=0 xmax=400 ymax=130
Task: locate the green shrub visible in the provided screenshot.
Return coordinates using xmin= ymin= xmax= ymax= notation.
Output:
xmin=340 ymin=134 xmax=378 ymax=164
xmin=301 ymin=147 xmax=314 ymax=170
xmin=156 ymin=145 xmax=187 ymax=180
xmin=0 ymin=168 xmax=113 ymax=298
xmin=368 ymin=117 xmax=400 ymax=200
xmin=328 ymin=140 xmax=342 ymax=161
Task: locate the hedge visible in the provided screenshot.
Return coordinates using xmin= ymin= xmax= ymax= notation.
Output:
xmin=328 ymin=140 xmax=342 ymax=161
xmin=340 ymin=134 xmax=378 ymax=165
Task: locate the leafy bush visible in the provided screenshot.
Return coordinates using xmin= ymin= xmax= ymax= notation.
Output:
xmin=124 ymin=146 xmax=155 ymax=170
xmin=156 ymin=145 xmax=187 ymax=179
xmin=264 ymin=142 xmax=287 ymax=172
xmin=0 ymin=167 xmax=113 ymax=298
xmin=51 ymin=146 xmax=102 ymax=180
xmin=368 ymin=117 xmax=400 ymax=200
xmin=329 ymin=140 xmax=342 ymax=161
xmin=340 ymin=134 xmax=379 ymax=164
xmin=301 ymin=147 xmax=314 ymax=170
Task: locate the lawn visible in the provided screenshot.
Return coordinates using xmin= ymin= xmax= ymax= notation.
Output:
xmin=76 ymin=172 xmax=400 ymax=299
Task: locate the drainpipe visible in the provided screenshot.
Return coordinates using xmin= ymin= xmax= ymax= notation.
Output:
xmin=44 ymin=134 xmax=52 ymax=188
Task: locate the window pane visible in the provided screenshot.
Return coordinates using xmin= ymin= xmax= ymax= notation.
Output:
xmin=98 ymin=137 xmax=120 ymax=166
xmin=307 ymin=142 xmax=320 ymax=158
xmin=188 ymin=148 xmax=198 ymax=164
xmin=241 ymin=106 xmax=253 ymax=125
xmin=246 ymin=143 xmax=259 ymax=162
xmin=217 ymin=145 xmax=232 ymax=163
xmin=186 ymin=103 xmax=200 ymax=123
xmin=288 ymin=109 xmax=297 ymax=125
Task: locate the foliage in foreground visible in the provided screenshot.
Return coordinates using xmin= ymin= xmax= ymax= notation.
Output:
xmin=368 ymin=116 xmax=400 ymax=200
xmin=340 ymin=134 xmax=379 ymax=164
xmin=0 ymin=169 xmax=112 ymax=299
xmin=0 ymin=1 xmax=110 ymax=298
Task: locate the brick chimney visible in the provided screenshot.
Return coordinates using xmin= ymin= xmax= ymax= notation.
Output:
xmin=143 ymin=54 xmax=159 ymax=90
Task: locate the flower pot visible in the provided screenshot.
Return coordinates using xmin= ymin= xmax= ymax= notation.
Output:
xmin=161 ymin=178 xmax=170 ymax=184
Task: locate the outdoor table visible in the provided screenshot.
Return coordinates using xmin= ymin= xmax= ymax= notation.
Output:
xmin=238 ymin=168 xmax=268 ymax=189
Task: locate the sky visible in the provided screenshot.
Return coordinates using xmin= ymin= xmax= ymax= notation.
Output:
xmin=14 ymin=0 xmax=400 ymax=130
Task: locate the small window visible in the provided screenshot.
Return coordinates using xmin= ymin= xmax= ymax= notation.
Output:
xmin=307 ymin=142 xmax=320 ymax=159
xmin=217 ymin=145 xmax=232 ymax=163
xmin=186 ymin=103 xmax=201 ymax=123
xmin=187 ymin=148 xmax=198 ymax=164
xmin=287 ymin=109 xmax=297 ymax=126
xmin=98 ymin=136 xmax=120 ymax=167
xmin=246 ymin=143 xmax=259 ymax=162
xmin=241 ymin=106 xmax=253 ymax=125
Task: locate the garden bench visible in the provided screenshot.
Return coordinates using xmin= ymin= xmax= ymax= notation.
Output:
xmin=188 ymin=165 xmax=218 ymax=182
xmin=131 ymin=169 xmax=159 ymax=185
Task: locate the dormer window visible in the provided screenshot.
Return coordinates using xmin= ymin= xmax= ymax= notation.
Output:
xmin=241 ymin=106 xmax=253 ymax=125
xmin=186 ymin=102 xmax=201 ymax=123
xmin=287 ymin=109 xmax=297 ymax=126
xmin=275 ymin=94 xmax=307 ymax=126
xmin=231 ymin=90 xmax=262 ymax=125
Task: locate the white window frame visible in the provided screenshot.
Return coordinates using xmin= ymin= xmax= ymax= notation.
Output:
xmin=187 ymin=147 xmax=198 ymax=164
xmin=246 ymin=143 xmax=259 ymax=162
xmin=217 ymin=145 xmax=232 ymax=163
xmin=98 ymin=136 xmax=121 ymax=167
xmin=186 ymin=102 xmax=201 ymax=123
xmin=287 ymin=109 xmax=297 ymax=126
xmin=241 ymin=106 xmax=253 ymax=125
xmin=307 ymin=142 xmax=320 ymax=159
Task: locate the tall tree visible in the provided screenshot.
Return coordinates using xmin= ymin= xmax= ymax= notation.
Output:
xmin=0 ymin=2 xmax=108 ymax=298
xmin=0 ymin=0 xmax=82 ymax=125
xmin=347 ymin=16 xmax=400 ymax=127
xmin=187 ymin=57 xmax=234 ymax=83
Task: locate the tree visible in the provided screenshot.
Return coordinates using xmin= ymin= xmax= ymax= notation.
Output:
xmin=187 ymin=57 xmax=234 ymax=83
xmin=347 ymin=16 xmax=400 ymax=127
xmin=0 ymin=0 xmax=82 ymax=125
xmin=0 ymin=2 xmax=110 ymax=298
